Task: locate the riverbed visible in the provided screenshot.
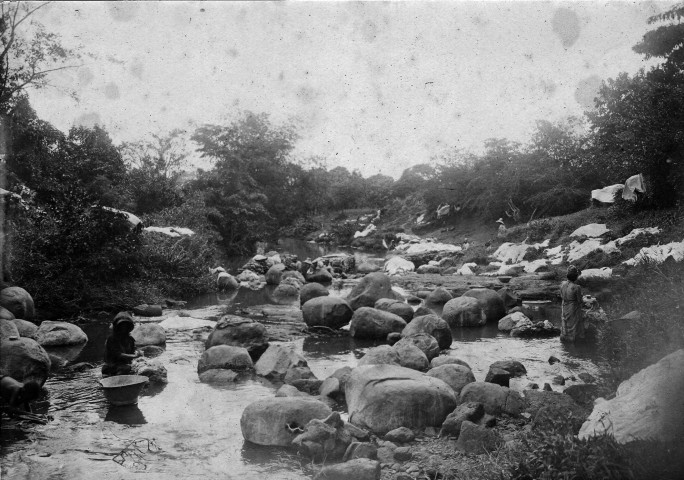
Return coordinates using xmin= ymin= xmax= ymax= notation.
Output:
xmin=1 ymin=243 xmax=609 ymax=479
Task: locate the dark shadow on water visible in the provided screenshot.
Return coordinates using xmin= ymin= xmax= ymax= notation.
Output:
xmin=240 ymin=440 xmax=306 ymax=471
xmin=45 ymin=343 xmax=86 ymax=369
xmin=105 ymin=404 xmax=147 ymax=425
xmin=303 ymin=335 xmax=380 ymax=359
xmin=142 ymin=382 xmax=167 ymax=398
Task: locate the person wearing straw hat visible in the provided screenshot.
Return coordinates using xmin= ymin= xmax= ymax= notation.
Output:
xmin=560 ymin=265 xmax=585 ymax=342
xmin=496 ymin=218 xmax=507 ymax=239
xmin=102 ymin=312 xmax=142 ymax=377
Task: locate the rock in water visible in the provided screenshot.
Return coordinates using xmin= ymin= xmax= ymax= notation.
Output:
xmin=241 ymin=397 xmax=332 ymax=446
xmin=579 ymin=349 xmax=684 ymax=443
xmin=424 ymin=287 xmax=453 ymax=308
xmin=254 ymin=344 xmax=308 ymax=380
xmin=36 ymin=321 xmax=88 ymax=346
xmin=205 ymin=315 xmax=269 ymax=360
xmin=402 ymin=314 xmax=452 ymax=350
xmin=300 ymin=283 xmax=330 ymax=306
xmin=302 ymin=297 xmax=354 ymax=329
xmin=131 ymin=323 xmax=166 ymax=346
xmin=0 ymin=287 xmax=35 ymax=320
xmin=349 ymin=307 xmax=406 ymax=339
xmin=0 ymin=337 xmax=51 ymax=386
xmin=442 ymin=297 xmax=486 ymax=327
xmin=346 ymin=364 xmax=457 ymax=434
xmin=197 ymin=345 xmax=253 ymax=373
xmin=374 ymin=299 xmax=414 ymax=323
xmin=462 ymin=288 xmax=506 ymax=322
xmin=358 ymin=345 xmax=400 ymax=367
xmin=346 ymin=273 xmax=394 ymax=310
xmin=266 ymin=264 xmax=287 ymax=285
xmin=394 ymin=333 xmax=440 ymax=361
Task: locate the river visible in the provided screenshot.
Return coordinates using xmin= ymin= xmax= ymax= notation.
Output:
xmin=0 ymin=239 xmax=608 ymax=479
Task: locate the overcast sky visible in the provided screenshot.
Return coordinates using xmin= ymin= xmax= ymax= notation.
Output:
xmin=28 ymin=1 xmax=668 ymax=178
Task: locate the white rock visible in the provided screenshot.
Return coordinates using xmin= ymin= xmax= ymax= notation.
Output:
xmin=384 ymin=257 xmax=415 ymax=275
xmin=578 ymin=349 xmax=684 ymax=443
xmin=570 ymin=223 xmax=610 ymax=238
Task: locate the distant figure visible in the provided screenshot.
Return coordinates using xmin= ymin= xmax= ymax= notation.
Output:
xmin=496 ymin=218 xmax=507 ymax=239
xmin=462 ymin=237 xmax=470 ymax=250
xmin=560 ymin=265 xmax=585 ymax=343
xmin=102 ymin=312 xmax=142 ymax=377
xmin=0 ymin=376 xmax=41 ymax=413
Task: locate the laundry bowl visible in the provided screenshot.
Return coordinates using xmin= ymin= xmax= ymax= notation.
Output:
xmin=100 ymin=375 xmax=149 ymax=406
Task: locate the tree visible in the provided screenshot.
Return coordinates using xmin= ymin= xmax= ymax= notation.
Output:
xmin=191 ymin=112 xmax=299 ymax=254
xmin=633 ymin=3 xmax=684 ymax=67
xmin=121 ymin=130 xmax=188 ymax=214
xmin=0 ymin=2 xmax=78 ymax=110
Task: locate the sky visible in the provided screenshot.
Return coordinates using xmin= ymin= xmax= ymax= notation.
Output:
xmin=26 ymin=1 xmax=669 ymax=178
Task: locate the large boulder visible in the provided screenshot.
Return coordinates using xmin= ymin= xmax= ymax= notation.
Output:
xmin=384 ymin=257 xmax=415 ymax=276
xmin=272 ymin=282 xmax=300 ymax=301
xmin=132 ymin=357 xmax=168 ymax=384
xmin=392 ymin=341 xmax=429 ymax=371
xmin=302 ymin=297 xmax=354 ymax=329
xmin=402 ymin=314 xmax=452 ymax=350
xmin=424 ymin=287 xmax=453 ymax=307
xmin=579 ymin=349 xmax=684 ymax=444
xmin=36 ymin=321 xmax=88 ymax=346
xmin=130 ymin=323 xmax=166 ymax=346
xmin=313 ymin=459 xmax=381 ymax=480
xmin=0 ymin=287 xmax=35 ymax=320
xmin=254 ymin=344 xmax=308 ymax=380
xmin=300 ymin=283 xmax=330 ymax=306
xmin=0 ymin=337 xmax=51 ymax=386
xmin=266 ymin=263 xmax=287 ymax=285
xmin=0 ymin=306 xmax=15 ymax=320
xmin=498 ymin=287 xmax=519 ymax=311
xmin=1 ymin=319 xmax=20 ymax=340
xmin=374 ymin=299 xmax=414 ymax=323
xmin=241 ymin=397 xmax=332 ymax=446
xmin=205 ymin=315 xmax=269 ymax=360
xmin=442 ymin=297 xmax=486 ymax=327
xmin=358 ymin=345 xmax=400 ymax=367
xmin=346 ymin=273 xmax=394 ymax=310
xmin=459 ymin=382 xmax=524 ymax=416
xmin=217 ymin=273 xmax=240 ymax=291
xmin=426 ymin=364 xmax=476 ymax=396
xmin=462 ymin=288 xmax=506 ymax=322
xmin=346 ymin=364 xmax=457 ymax=434
xmin=349 ymin=307 xmax=406 ymax=340
xmin=394 ymin=333 xmax=440 ymax=362
xmin=197 ymin=345 xmax=253 ymax=374
xmin=12 ymin=319 xmax=38 ymax=339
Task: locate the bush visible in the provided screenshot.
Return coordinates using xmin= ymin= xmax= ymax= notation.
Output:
xmin=510 ymin=429 xmax=637 ymax=480
xmin=600 ymin=259 xmax=684 ymax=384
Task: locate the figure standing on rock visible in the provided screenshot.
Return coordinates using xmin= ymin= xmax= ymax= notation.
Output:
xmin=560 ymin=265 xmax=585 ymax=343
xmin=496 ymin=218 xmax=507 ymax=239
xmin=102 ymin=312 xmax=142 ymax=377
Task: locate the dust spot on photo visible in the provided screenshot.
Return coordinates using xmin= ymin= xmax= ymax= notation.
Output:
xmin=540 ymin=79 xmax=557 ymax=96
xmin=104 ymin=83 xmax=120 ymax=100
xmin=552 ymin=8 xmax=580 ymax=48
xmin=75 ymin=112 xmax=102 ymax=128
xmin=297 ymin=86 xmax=318 ymax=104
xmin=77 ymin=67 xmax=94 ymax=86
xmin=227 ymin=48 xmax=239 ymax=58
xmin=130 ymin=60 xmax=144 ymax=80
xmin=360 ymin=20 xmax=379 ymax=43
xmin=108 ymin=3 xmax=138 ymax=22
xmin=575 ymin=75 xmax=602 ymax=111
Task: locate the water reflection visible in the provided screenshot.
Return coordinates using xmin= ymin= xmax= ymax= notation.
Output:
xmin=45 ymin=343 xmax=86 ymax=368
xmin=105 ymin=404 xmax=147 ymax=425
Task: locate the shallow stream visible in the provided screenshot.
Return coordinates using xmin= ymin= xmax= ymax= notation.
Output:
xmin=1 ymin=240 xmax=608 ymax=479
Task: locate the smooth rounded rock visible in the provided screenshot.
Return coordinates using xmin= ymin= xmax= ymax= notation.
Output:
xmin=0 ymin=287 xmax=35 ymax=320
xmin=0 ymin=337 xmax=51 ymax=386
xmin=11 ymin=319 xmax=38 ymax=339
xmin=442 ymin=297 xmax=486 ymax=327
xmin=197 ymin=345 xmax=253 ymax=373
xmin=205 ymin=315 xmax=269 ymax=360
xmin=462 ymin=288 xmax=506 ymax=322
xmin=302 ymin=296 xmax=354 ymax=329
xmin=346 ymin=273 xmax=394 ymax=310
xmin=350 ymin=307 xmax=406 ymax=340
xmin=241 ymin=397 xmax=332 ymax=446
xmin=36 ymin=321 xmax=88 ymax=346
xmin=395 ymin=333 xmax=440 ymax=362
xmin=392 ymin=341 xmax=429 ymax=371
xmin=402 ymin=314 xmax=452 ymax=350
xmin=426 ymin=364 xmax=476 ymax=396
xmin=131 ymin=323 xmax=166 ymax=346
xmin=374 ymin=299 xmax=414 ymax=323
xmin=300 ymin=283 xmax=330 ymax=306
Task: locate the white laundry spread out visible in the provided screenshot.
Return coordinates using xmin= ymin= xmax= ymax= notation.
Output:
xmin=622 ymin=173 xmax=645 ymax=202
xmin=591 ymin=184 xmax=623 ymax=203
